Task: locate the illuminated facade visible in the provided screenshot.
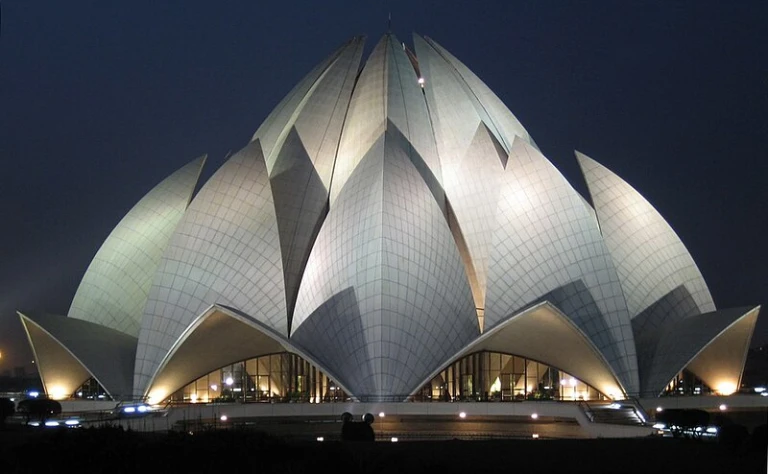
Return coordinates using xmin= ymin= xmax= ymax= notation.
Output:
xmin=18 ymin=34 xmax=759 ymax=403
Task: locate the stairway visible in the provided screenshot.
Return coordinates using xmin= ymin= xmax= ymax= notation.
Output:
xmin=581 ymin=401 xmax=647 ymax=426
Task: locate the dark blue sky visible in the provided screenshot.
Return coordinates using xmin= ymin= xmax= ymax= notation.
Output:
xmin=1 ymin=1 xmax=766 ymax=371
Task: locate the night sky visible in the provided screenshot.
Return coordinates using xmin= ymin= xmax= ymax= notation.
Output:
xmin=1 ymin=1 xmax=766 ymax=372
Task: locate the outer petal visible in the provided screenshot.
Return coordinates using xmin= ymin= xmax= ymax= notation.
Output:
xmin=485 ymin=139 xmax=638 ymax=394
xmin=20 ymin=311 xmax=137 ymax=400
xmin=134 ymin=140 xmax=284 ymax=397
xmin=576 ymin=151 xmax=715 ymax=319
xmin=68 ymin=156 xmax=206 ymax=336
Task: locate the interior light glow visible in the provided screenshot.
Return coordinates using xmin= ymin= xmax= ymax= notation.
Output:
xmin=459 ymin=412 xmax=467 ymax=419
xmin=378 ymin=412 xmax=385 ymax=418
xmin=716 ymin=383 xmax=736 ymax=396
xmin=210 ymin=384 xmax=218 ymax=391
xmin=531 ymin=413 xmax=538 ymax=420
xmin=391 ymin=437 xmax=399 ymax=442
xmin=532 ymin=434 xmax=539 ymax=439
xmin=147 ymin=389 xmax=168 ymax=405
xmin=417 ymin=77 xmax=425 ymax=85
xmin=225 ymin=377 xmax=234 ymax=386
xmin=220 ymin=415 xmax=228 ymax=421
xmin=190 ymin=394 xmax=198 ymax=403
xmin=316 ymin=437 xmax=324 ymax=442
xmin=719 ymin=404 xmax=727 ymax=411
xmin=656 ymin=407 xmax=663 ymax=413
xmin=569 ymin=378 xmax=577 ymax=387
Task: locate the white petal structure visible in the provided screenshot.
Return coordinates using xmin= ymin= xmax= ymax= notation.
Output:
xmin=134 ymin=140 xmax=285 ymax=397
xmin=292 ymin=122 xmax=478 ymax=400
xmin=68 ymin=156 xmax=206 ymax=336
xmin=19 ymin=312 xmax=137 ymax=399
xmin=18 ymin=34 xmax=758 ymax=403
xmin=485 ymin=139 xmax=638 ymax=394
xmin=576 ymin=152 xmax=715 ymax=320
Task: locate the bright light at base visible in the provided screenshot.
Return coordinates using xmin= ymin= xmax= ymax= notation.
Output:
xmin=49 ymin=386 xmax=68 ymax=400
xmin=459 ymin=412 xmax=466 ymax=419
xmin=225 ymin=377 xmax=234 ymax=386
xmin=656 ymin=407 xmax=663 ymax=413
xmin=716 ymin=383 xmax=737 ymax=396
xmin=417 ymin=77 xmax=425 ymax=85
xmin=316 ymin=437 xmax=324 ymax=442
xmin=45 ymin=421 xmax=59 ymax=427
xmin=28 ymin=391 xmax=39 ymax=398
xmin=531 ymin=413 xmax=538 ymax=420
xmin=391 ymin=437 xmax=398 ymax=442
xmin=719 ymin=404 xmax=727 ymax=411
xmin=220 ymin=415 xmax=228 ymax=421
xmin=65 ymin=420 xmax=80 ymax=426
xmin=652 ymin=423 xmax=666 ymax=429
xmin=754 ymin=387 xmax=766 ymax=393
xmin=532 ymin=434 xmax=539 ymax=439
xmin=378 ymin=412 xmax=385 ymax=418
xmin=706 ymin=427 xmax=718 ymax=434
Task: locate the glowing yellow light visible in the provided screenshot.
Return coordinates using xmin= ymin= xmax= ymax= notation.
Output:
xmin=147 ymin=389 xmax=168 ymax=405
xmin=716 ymin=382 xmax=737 ymax=396
xmin=48 ymin=385 xmax=68 ymax=400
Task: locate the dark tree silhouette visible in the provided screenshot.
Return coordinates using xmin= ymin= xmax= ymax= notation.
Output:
xmin=0 ymin=398 xmax=14 ymax=428
xmin=16 ymin=398 xmax=62 ymax=424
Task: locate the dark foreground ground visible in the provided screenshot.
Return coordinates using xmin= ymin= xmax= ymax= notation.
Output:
xmin=0 ymin=426 xmax=766 ymax=474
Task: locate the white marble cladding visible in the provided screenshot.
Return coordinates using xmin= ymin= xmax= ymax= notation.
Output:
xmin=484 ymin=139 xmax=638 ymax=394
xmin=134 ymin=140 xmax=285 ymax=397
xmin=68 ymin=156 xmax=205 ymax=337
xmin=292 ymin=126 xmax=477 ymax=400
xmin=576 ymin=152 xmax=715 ymax=319
xmin=30 ymin=34 xmax=754 ymax=402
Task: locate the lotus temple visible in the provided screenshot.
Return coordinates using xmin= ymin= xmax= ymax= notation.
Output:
xmin=17 ymin=33 xmax=761 ymax=426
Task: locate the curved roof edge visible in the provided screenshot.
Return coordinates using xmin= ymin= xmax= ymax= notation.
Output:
xmin=19 ymin=311 xmax=137 ymax=401
xmin=641 ymin=305 xmax=760 ymax=397
xmin=410 ymin=301 xmax=627 ymax=401
xmin=143 ymin=304 xmax=355 ymax=404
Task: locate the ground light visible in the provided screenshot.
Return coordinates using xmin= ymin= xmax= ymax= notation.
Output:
xmin=459 ymin=412 xmax=466 ymax=419
xmin=391 ymin=437 xmax=398 ymax=442
xmin=719 ymin=404 xmax=727 ymax=411
xmin=378 ymin=412 xmax=385 ymax=418
xmin=531 ymin=413 xmax=538 ymax=419
xmin=316 ymin=437 xmax=324 ymax=442
xmin=220 ymin=415 xmax=227 ymax=421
